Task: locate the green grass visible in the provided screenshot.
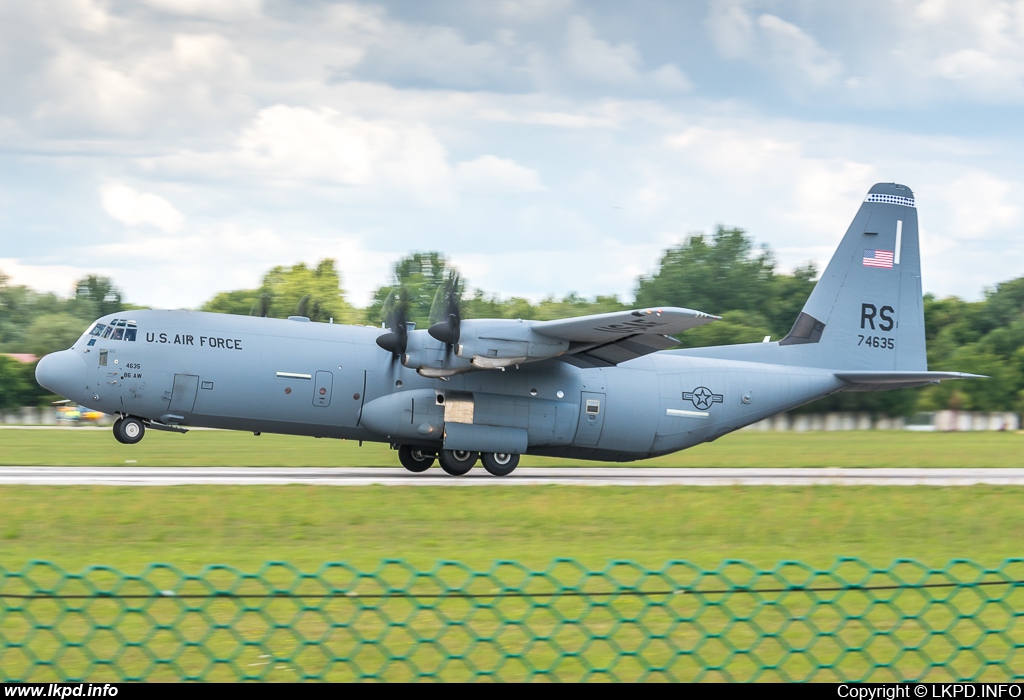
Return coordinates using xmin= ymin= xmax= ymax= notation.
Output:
xmin=1 ymin=427 xmax=1022 ymax=467
xmin=1 ymin=485 xmax=1023 ymax=572
xmin=3 ymin=429 xmax=1024 ymax=681
xmin=3 ymin=486 xmax=1024 ymax=682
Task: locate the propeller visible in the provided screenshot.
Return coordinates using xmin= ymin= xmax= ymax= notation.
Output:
xmin=375 ymin=287 xmax=410 ymax=357
xmin=427 ymin=272 xmax=462 ymax=348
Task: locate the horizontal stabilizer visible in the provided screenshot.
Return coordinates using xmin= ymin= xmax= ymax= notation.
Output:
xmin=835 ymin=370 xmax=986 ymax=391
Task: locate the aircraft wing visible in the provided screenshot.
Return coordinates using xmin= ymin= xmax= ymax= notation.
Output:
xmin=533 ymin=307 xmax=719 ymax=368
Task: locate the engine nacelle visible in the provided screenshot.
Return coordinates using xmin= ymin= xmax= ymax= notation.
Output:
xmin=455 ymin=320 xmax=569 ymax=368
xmin=400 ymin=330 xmax=473 ymax=377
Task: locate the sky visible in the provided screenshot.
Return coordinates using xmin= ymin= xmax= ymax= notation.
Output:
xmin=1 ymin=0 xmax=1022 ymax=312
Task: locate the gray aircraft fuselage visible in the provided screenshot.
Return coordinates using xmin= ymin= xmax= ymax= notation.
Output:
xmin=35 ymin=183 xmax=977 ymax=472
xmin=39 ymin=309 xmax=846 ymax=461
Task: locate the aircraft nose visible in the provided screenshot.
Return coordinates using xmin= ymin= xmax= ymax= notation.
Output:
xmin=35 ymin=350 xmax=88 ymax=397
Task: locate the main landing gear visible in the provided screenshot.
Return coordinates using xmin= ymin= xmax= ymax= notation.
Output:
xmin=398 ymin=445 xmax=434 ymax=472
xmin=396 ymin=445 xmax=521 ymax=477
xmin=112 ymin=416 xmax=146 ymax=445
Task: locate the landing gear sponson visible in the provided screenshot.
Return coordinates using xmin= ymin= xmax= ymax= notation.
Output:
xmin=396 ymin=445 xmax=521 ymax=477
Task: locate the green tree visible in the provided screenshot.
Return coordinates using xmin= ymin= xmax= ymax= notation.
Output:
xmin=24 ymin=313 xmax=89 ymax=358
xmin=766 ymin=263 xmax=817 ymax=339
xmin=674 ymin=310 xmax=774 ymax=349
xmin=73 ymin=275 xmax=124 ymax=318
xmin=635 ymin=226 xmax=776 ymax=324
xmin=201 ymin=259 xmax=357 ymax=324
xmin=202 ymin=289 xmax=263 ymax=317
xmin=365 ymin=252 xmax=455 ymax=327
xmin=0 ymin=355 xmax=30 ymax=412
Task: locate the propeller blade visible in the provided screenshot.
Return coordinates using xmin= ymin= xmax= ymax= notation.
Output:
xmin=427 ymin=272 xmax=461 ymax=347
xmin=378 ymin=287 xmax=410 ymax=356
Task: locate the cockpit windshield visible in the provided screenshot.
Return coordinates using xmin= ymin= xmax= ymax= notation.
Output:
xmin=87 ymin=319 xmax=137 ymax=344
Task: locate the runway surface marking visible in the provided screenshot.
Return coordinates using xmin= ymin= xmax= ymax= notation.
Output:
xmin=1 ymin=467 xmax=1024 ymax=486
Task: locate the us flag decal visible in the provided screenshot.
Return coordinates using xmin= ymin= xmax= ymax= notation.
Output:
xmin=863 ymin=249 xmax=894 ymax=268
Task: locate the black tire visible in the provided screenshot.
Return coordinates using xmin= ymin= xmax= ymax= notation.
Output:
xmin=398 ymin=445 xmax=434 ymax=473
xmin=481 ymin=452 xmax=520 ymax=477
xmin=112 ymin=417 xmax=126 ymax=444
xmin=116 ymin=417 xmax=146 ymax=445
xmin=438 ymin=449 xmax=478 ymax=476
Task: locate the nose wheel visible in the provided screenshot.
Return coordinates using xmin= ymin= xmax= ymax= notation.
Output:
xmin=113 ymin=416 xmax=146 ymax=445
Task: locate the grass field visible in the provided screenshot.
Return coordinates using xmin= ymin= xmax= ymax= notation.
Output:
xmin=1 ymin=485 xmax=1023 ymax=572
xmin=2 ymin=429 xmax=1024 ymax=681
xmin=0 ymin=429 xmax=1022 ymax=571
xmin=1 ymin=427 xmax=1022 ymax=468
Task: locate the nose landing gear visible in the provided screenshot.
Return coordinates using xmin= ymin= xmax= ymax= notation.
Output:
xmin=113 ymin=416 xmax=146 ymax=445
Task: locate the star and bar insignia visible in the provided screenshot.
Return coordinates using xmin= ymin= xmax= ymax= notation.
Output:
xmin=682 ymin=387 xmax=724 ymax=410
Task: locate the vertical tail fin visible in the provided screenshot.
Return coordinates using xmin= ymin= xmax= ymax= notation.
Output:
xmin=779 ymin=183 xmax=925 ymax=371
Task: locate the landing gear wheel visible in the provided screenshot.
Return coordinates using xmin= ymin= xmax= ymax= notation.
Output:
xmin=438 ymin=449 xmax=478 ymax=476
xmin=115 ymin=416 xmax=146 ymax=445
xmin=112 ymin=417 xmax=126 ymax=444
xmin=398 ymin=445 xmax=435 ymax=473
xmin=481 ymin=452 xmax=520 ymax=477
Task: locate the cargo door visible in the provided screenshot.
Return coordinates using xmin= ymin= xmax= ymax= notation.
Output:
xmin=313 ymin=371 xmax=334 ymax=408
xmin=573 ymin=391 xmax=606 ymax=447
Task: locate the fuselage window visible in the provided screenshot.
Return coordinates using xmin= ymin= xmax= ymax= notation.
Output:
xmin=99 ymin=350 xmax=108 ymax=367
xmin=586 ymin=399 xmax=601 ymax=415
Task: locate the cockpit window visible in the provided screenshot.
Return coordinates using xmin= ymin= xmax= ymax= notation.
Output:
xmin=93 ymin=319 xmax=138 ymax=342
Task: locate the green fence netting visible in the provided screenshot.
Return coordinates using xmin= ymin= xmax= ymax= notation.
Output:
xmin=1 ymin=558 xmax=1023 ymax=682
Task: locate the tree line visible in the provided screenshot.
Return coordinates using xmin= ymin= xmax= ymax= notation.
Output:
xmin=2 ymin=228 xmax=1022 ymax=415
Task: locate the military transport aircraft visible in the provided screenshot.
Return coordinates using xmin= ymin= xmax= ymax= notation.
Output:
xmin=36 ymin=183 xmax=978 ymax=476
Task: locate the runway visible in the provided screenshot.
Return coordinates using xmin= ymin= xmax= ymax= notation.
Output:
xmin=1 ymin=467 xmax=1024 ymax=486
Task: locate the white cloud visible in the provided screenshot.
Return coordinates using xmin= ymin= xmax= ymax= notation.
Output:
xmin=942 ymin=172 xmax=1020 ymax=239
xmin=706 ymin=0 xmax=756 ymax=59
xmin=142 ymin=0 xmax=263 ymax=21
xmin=705 ymin=3 xmax=842 ymax=90
xmin=232 ymin=105 xmax=455 ymax=204
xmin=756 ymin=14 xmax=842 ymax=88
xmin=100 ymin=183 xmax=185 ymax=232
xmin=34 ymin=49 xmax=154 ymax=132
xmin=495 ymin=0 xmax=573 ymax=21
xmin=31 ymin=30 xmax=251 ymax=134
xmin=562 ymin=16 xmax=692 ymax=91
xmin=455 ymin=155 xmax=545 ymax=194
xmin=0 ymin=259 xmax=92 ymax=298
